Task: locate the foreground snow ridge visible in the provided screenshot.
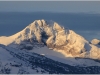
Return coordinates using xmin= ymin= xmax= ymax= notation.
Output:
xmin=0 ymin=19 xmax=100 ymax=60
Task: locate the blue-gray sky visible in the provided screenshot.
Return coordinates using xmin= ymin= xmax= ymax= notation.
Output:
xmin=0 ymin=1 xmax=100 ymax=13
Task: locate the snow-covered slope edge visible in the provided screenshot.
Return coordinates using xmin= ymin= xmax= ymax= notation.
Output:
xmin=0 ymin=44 xmax=100 ymax=74
xmin=0 ymin=19 xmax=100 ymax=60
xmin=0 ymin=44 xmax=48 ymax=74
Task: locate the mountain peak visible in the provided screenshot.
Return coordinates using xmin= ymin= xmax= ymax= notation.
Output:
xmin=9 ymin=20 xmax=88 ymax=57
xmin=29 ymin=19 xmax=54 ymax=27
xmin=28 ymin=19 xmax=64 ymax=31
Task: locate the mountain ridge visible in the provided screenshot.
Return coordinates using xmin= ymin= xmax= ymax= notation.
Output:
xmin=0 ymin=19 xmax=100 ymax=60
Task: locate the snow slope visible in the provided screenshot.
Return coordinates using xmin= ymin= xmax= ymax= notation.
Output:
xmin=1 ymin=44 xmax=100 ymax=74
xmin=0 ymin=44 xmax=49 ymax=74
xmin=29 ymin=46 xmax=100 ymax=67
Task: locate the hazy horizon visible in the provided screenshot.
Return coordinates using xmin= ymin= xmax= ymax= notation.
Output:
xmin=0 ymin=1 xmax=100 ymax=13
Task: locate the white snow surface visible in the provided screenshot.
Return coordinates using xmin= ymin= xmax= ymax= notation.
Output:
xmin=0 ymin=19 xmax=100 ymax=61
xmin=0 ymin=45 xmax=48 ymax=74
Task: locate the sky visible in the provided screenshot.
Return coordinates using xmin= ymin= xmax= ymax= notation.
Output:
xmin=0 ymin=1 xmax=100 ymax=13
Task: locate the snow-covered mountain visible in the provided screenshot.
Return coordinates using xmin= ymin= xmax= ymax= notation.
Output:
xmin=0 ymin=19 xmax=100 ymax=59
xmin=0 ymin=19 xmax=100 ymax=74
